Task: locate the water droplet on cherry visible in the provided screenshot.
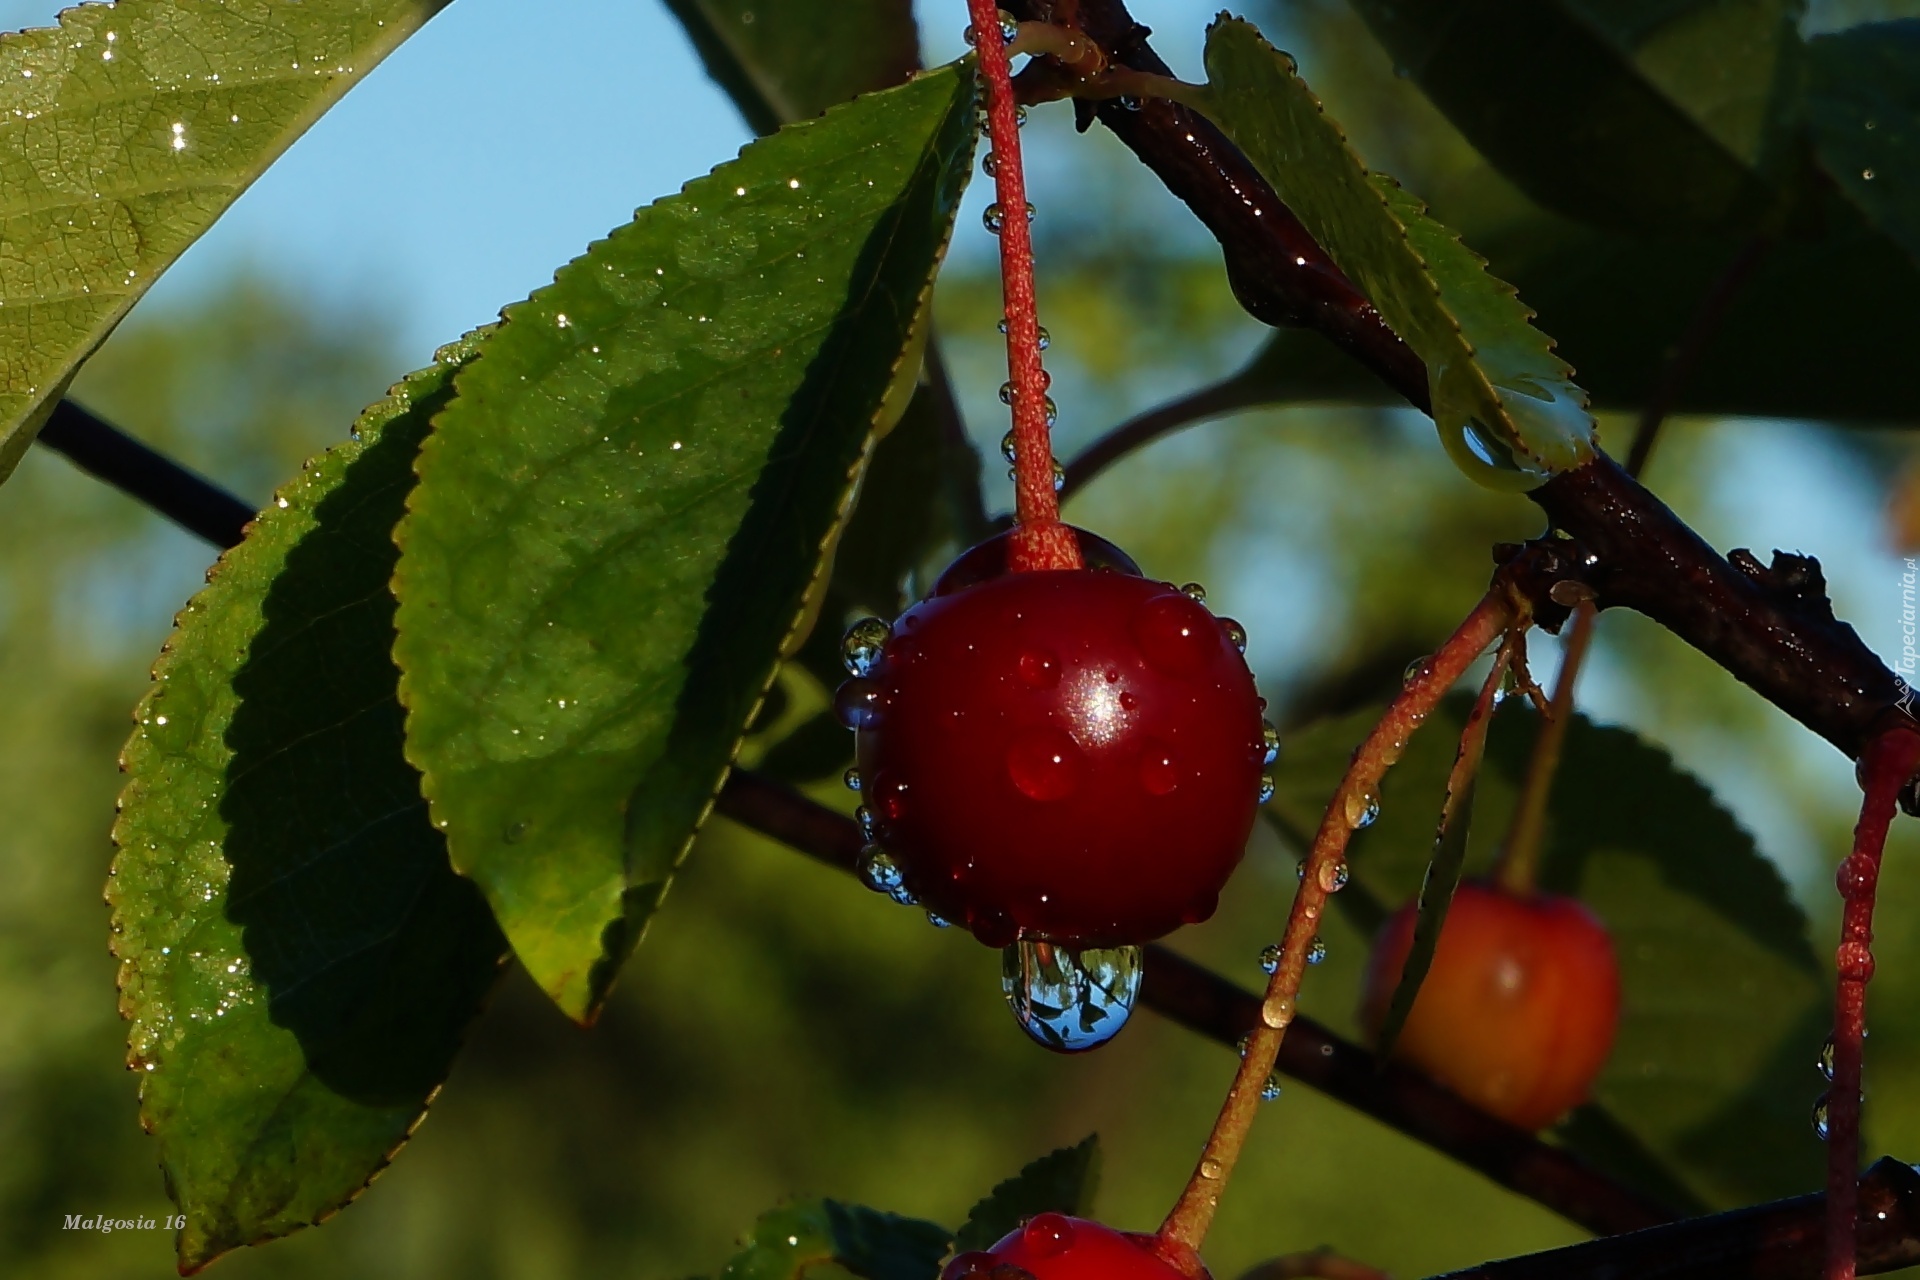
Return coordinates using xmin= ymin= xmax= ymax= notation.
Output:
xmin=1002 ymin=940 xmax=1143 ymax=1052
xmin=1006 ymin=727 xmax=1082 ymax=800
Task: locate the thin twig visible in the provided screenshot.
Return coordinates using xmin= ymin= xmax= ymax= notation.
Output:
xmin=713 ymin=768 xmax=1678 ymax=1237
xmin=1238 ymin=1248 xmax=1392 ymax=1279
xmin=1826 ymin=724 xmax=1920 ymax=1280
xmin=1623 ymin=236 xmax=1772 ymax=480
xmin=1158 ymin=591 xmax=1518 ymax=1252
xmin=1492 ymin=599 xmax=1595 ymax=896
xmin=37 ymin=399 xmax=256 ymax=548
xmin=1060 ymin=377 xmax=1271 ymax=500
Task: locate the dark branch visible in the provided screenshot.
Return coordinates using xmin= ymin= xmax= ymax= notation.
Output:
xmin=713 ymin=768 xmax=1675 ymax=1238
xmin=37 ymin=400 xmax=255 ymax=549
xmin=1428 ymin=1157 xmax=1920 ymax=1280
xmin=1004 ymin=0 xmax=1908 ymax=765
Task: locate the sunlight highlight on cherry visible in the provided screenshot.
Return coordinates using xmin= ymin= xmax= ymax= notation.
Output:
xmin=942 ymin=1214 xmax=1211 ymax=1280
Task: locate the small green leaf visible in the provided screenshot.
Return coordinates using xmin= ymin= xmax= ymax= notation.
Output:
xmin=1270 ymin=700 xmax=1822 ymax=1207
xmin=1808 ymin=21 xmax=1920 ymax=269
xmin=1345 ymin=0 xmax=1798 ymax=235
xmin=955 ymin=1135 xmax=1102 ymax=1253
xmin=664 ymin=0 xmax=920 ymax=133
xmin=109 ymin=338 xmax=507 ymax=1272
xmin=391 ymin=65 xmax=977 ymax=1021
xmin=709 ymin=1201 xmax=950 ymax=1280
xmin=1200 ymin=18 xmax=1597 ymax=491
xmin=0 ymin=0 xmax=448 ymax=486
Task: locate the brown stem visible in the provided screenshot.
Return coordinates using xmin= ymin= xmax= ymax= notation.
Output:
xmin=1492 ymin=600 xmax=1595 ymax=896
xmin=1430 ymin=1157 xmax=1920 ymax=1280
xmin=1157 ymin=591 xmax=1517 ymax=1253
xmin=1826 ymin=724 xmax=1920 ymax=1280
xmin=997 ymin=0 xmax=1908 ymax=769
xmin=713 ymin=768 xmax=1678 ymax=1236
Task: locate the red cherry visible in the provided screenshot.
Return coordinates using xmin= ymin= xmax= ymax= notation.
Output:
xmin=841 ymin=531 xmax=1269 ymax=948
xmin=942 ymin=1214 xmax=1211 ymax=1280
xmin=1359 ymin=880 xmax=1622 ymax=1130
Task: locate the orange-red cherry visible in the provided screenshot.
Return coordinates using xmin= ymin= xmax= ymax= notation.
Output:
xmin=839 ymin=528 xmax=1270 ymax=948
xmin=942 ymin=1214 xmax=1210 ymax=1280
xmin=1360 ymin=880 xmax=1622 ymax=1130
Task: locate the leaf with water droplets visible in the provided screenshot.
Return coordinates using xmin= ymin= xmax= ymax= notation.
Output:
xmin=0 ymin=0 xmax=449 ymax=489
xmin=391 ymin=65 xmax=977 ymax=1022
xmin=1807 ymin=21 xmax=1920 ymax=270
xmin=664 ymin=0 xmax=920 ymax=134
xmin=955 ymin=1134 xmax=1102 ymax=1252
xmin=1200 ymin=17 xmax=1597 ymax=490
xmin=1271 ymin=699 xmax=1822 ymax=1207
xmin=109 ymin=339 xmax=508 ymax=1272
xmin=702 ymin=1200 xmax=950 ymax=1280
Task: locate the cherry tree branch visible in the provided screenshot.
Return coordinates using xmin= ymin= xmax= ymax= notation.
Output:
xmin=38 ymin=400 xmax=255 ymax=548
xmin=713 ymin=767 xmax=1676 ymax=1238
xmin=1428 ymin=1157 xmax=1920 ymax=1280
xmin=1001 ymin=0 xmax=1909 ymax=766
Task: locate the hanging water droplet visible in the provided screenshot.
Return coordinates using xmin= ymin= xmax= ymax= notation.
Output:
xmin=1000 ymin=430 xmax=1017 ymax=463
xmin=1035 ymin=325 xmax=1050 ymax=350
xmin=834 ymin=678 xmax=884 ymax=729
xmin=1295 ymin=859 xmax=1307 ymax=882
xmin=1052 ymin=459 xmax=1066 ymax=492
xmin=1259 ymin=943 xmax=1281 ymax=975
xmin=1813 ymin=1092 xmax=1832 ymax=1141
xmin=982 ymin=150 xmax=999 ymax=177
xmin=1260 ymin=1074 xmax=1283 ymax=1102
xmin=1002 ymin=940 xmax=1143 ymax=1052
xmin=1403 ymin=655 xmax=1431 ymax=684
xmin=855 ymin=805 xmax=878 ymax=841
xmin=1325 ymin=861 xmax=1350 ymax=892
xmin=1261 ymin=720 xmax=1280 ymax=767
xmin=999 ymin=381 xmax=1016 ymax=406
xmin=1819 ymin=1034 xmax=1836 ymax=1081
xmin=984 ymin=203 xmax=1006 ymax=233
xmin=926 ymin=910 xmax=953 ymax=929
xmin=1223 ymin=618 xmax=1248 ymax=653
xmin=1180 ymin=582 xmax=1207 ymax=603
xmin=841 ymin=617 xmax=891 ymax=677
xmin=843 ymin=767 xmax=862 ymax=792
xmin=1235 ymin=1031 xmax=1252 ymax=1057
xmin=857 ymin=846 xmax=909 ymax=903
xmin=1306 ymin=936 xmax=1327 ymax=965
xmin=1258 ymin=775 xmax=1275 ymax=803
xmin=1016 ymin=104 xmax=1029 ymax=127
xmin=1023 ymin=201 xmax=1037 ymax=223
xmin=1118 ymin=95 xmax=1142 ymax=111
xmin=1346 ymin=793 xmax=1380 ymax=829
xmin=1043 ymin=395 xmax=1058 ymax=427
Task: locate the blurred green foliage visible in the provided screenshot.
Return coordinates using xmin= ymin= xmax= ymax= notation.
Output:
xmin=8 ymin=1 xmax=1920 ymax=1277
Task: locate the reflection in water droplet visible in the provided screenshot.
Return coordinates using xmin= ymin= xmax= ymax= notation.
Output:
xmin=983 ymin=203 xmax=1006 ymax=233
xmin=858 ymin=845 xmax=916 ymax=904
xmin=1262 ymin=720 xmax=1281 ymax=767
xmin=925 ymin=910 xmax=952 ymax=929
xmin=834 ymin=678 xmax=884 ymax=729
xmin=1000 ymin=429 xmax=1017 ymax=464
xmin=1345 ymin=793 xmax=1380 ymax=829
xmin=1258 ymin=775 xmax=1275 ymax=804
xmin=1813 ymin=1093 xmax=1831 ymax=1141
xmin=1819 ymin=1034 xmax=1836 ymax=1081
xmin=841 ymin=617 xmax=891 ymax=677
xmin=1180 ymin=582 xmax=1207 ymax=603
xmin=1259 ymin=943 xmax=1281 ymax=975
xmin=1261 ymin=1073 xmax=1283 ymax=1102
xmin=1006 ymin=727 xmax=1082 ymax=800
xmin=1002 ymin=940 xmax=1143 ymax=1052
xmin=1222 ymin=617 xmax=1248 ymax=653
xmin=1200 ymin=1157 xmax=1224 ymax=1180
xmin=855 ymin=805 xmax=877 ymax=841
xmin=1307 ymin=936 xmax=1327 ymax=965
xmin=843 ymin=767 xmax=862 ymax=792
xmin=1325 ymin=861 xmax=1351 ymax=891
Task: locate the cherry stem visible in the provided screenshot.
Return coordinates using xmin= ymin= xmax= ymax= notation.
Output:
xmin=1157 ymin=588 xmax=1519 ymax=1254
xmin=1492 ymin=598 xmax=1596 ymax=897
xmin=964 ymin=0 xmax=1082 ymax=572
xmin=1825 ymin=722 xmax=1920 ymax=1280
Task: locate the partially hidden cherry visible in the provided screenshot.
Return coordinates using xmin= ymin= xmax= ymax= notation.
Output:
xmin=839 ymin=526 xmax=1271 ymax=949
xmin=1359 ymin=880 xmax=1622 ymax=1130
xmin=942 ymin=1214 xmax=1210 ymax=1280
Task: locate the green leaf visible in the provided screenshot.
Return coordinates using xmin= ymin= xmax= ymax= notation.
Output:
xmin=1346 ymin=0 xmax=1799 ymax=234
xmin=1808 ymin=20 xmax=1920 ymax=268
xmin=1200 ymin=18 xmax=1597 ymax=491
xmin=954 ymin=1135 xmax=1102 ymax=1253
xmin=391 ymin=65 xmax=978 ymax=1021
xmin=108 ymin=337 xmax=508 ymax=1272
xmin=663 ymin=0 xmax=920 ymax=134
xmin=1270 ymin=700 xmax=1822 ymax=1208
xmin=0 ymin=0 xmax=447 ymax=487
xmin=709 ymin=1201 xmax=950 ymax=1280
